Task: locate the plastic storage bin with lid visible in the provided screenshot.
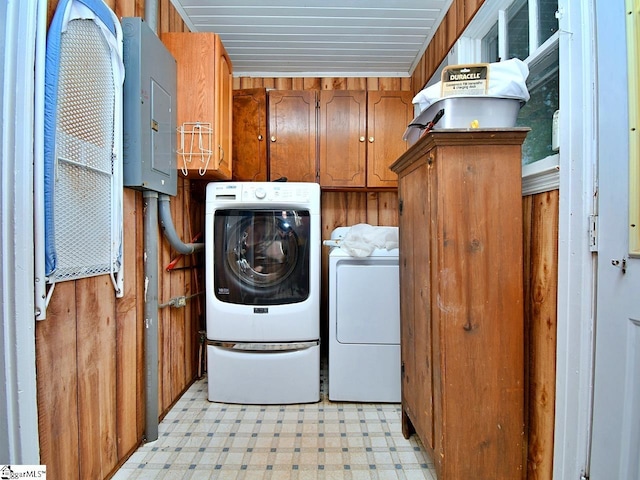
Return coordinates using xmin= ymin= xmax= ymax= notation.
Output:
xmin=403 ymin=58 xmax=530 ymax=145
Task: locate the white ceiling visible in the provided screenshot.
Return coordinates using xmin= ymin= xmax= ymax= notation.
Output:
xmin=168 ymin=0 xmax=453 ymax=77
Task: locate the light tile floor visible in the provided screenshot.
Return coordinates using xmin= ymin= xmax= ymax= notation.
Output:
xmin=114 ymin=372 xmax=436 ymax=480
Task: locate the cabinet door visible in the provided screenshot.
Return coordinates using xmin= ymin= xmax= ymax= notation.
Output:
xmin=366 ymin=91 xmax=414 ymax=188
xmin=161 ymin=32 xmax=233 ymax=180
xmin=232 ymin=88 xmax=267 ymax=181
xmin=398 ymin=160 xmax=434 ymax=448
xmin=435 ymin=141 xmax=525 ymax=479
xmin=268 ymin=90 xmax=317 ymax=182
xmin=318 ymin=91 xmax=366 ymax=188
xmin=214 ymin=37 xmax=233 ymax=179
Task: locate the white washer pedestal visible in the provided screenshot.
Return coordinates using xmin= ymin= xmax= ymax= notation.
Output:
xmin=207 ymin=342 xmax=320 ymax=404
xmin=327 ymin=228 xmax=401 ymax=403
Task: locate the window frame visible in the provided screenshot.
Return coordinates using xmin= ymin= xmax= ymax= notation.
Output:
xmin=450 ymin=0 xmax=560 ymax=194
xmin=627 ymin=0 xmax=640 ymax=256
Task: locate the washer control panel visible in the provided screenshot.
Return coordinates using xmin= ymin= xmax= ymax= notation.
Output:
xmin=242 ymin=183 xmax=312 ymax=203
xmin=208 ymin=182 xmax=318 ymax=208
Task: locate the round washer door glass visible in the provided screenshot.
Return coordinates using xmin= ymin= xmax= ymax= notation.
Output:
xmin=213 ymin=209 xmax=311 ymax=305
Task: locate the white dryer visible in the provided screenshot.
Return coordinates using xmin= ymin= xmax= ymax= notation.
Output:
xmin=326 ymin=226 xmax=401 ymax=403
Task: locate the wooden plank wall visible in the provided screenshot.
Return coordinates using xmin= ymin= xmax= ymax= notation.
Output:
xmin=523 ymin=191 xmax=559 ymax=480
xmin=35 ymin=2 xmax=201 ymax=480
xmin=410 ymin=0 xmax=487 ymax=91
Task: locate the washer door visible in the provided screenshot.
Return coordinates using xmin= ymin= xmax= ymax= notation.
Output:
xmin=213 ymin=209 xmax=310 ymax=305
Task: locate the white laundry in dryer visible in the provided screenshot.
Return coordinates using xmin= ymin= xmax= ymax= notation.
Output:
xmin=326 ymin=226 xmax=401 ymax=403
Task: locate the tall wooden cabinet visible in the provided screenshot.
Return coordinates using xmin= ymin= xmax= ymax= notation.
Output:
xmin=390 ymin=129 xmax=529 ymax=480
xmin=162 ymin=32 xmax=233 ymax=180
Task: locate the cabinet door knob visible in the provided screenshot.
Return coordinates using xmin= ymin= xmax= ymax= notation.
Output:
xmin=368 ymin=136 xmax=374 ymax=143
xmin=271 ymin=136 xmax=276 ymax=142
xmin=359 ymin=136 xmax=365 ymax=142
xmin=258 ymin=135 xmax=263 ymax=141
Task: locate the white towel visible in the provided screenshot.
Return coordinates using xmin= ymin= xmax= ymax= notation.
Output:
xmin=340 ymin=224 xmax=399 ymax=257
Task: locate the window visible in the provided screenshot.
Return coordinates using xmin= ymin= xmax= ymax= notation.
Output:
xmin=453 ymin=0 xmax=560 ymax=193
xmin=539 ymin=0 xmax=560 ymax=44
xmin=507 ymin=0 xmax=529 ymax=60
xmin=480 ymin=0 xmax=559 ymax=167
xmin=518 ymin=46 xmax=559 ymax=165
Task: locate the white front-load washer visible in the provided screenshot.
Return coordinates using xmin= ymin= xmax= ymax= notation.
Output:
xmin=205 ymin=182 xmax=320 ymax=404
xmin=327 ymin=226 xmax=401 ymax=402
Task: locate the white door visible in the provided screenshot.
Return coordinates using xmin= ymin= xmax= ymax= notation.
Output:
xmin=589 ymin=2 xmax=640 ymax=478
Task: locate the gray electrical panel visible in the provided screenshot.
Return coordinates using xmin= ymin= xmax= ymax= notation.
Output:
xmin=122 ymin=17 xmax=177 ymax=196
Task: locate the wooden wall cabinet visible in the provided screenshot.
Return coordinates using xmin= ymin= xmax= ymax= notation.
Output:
xmin=232 ymin=88 xmax=268 ymax=181
xmin=233 ymin=89 xmax=413 ymax=188
xmin=319 ymin=90 xmax=414 ymax=189
xmin=390 ymin=129 xmax=529 ymax=480
xmin=162 ymin=32 xmax=233 ymax=180
xmin=267 ymin=90 xmax=317 ymax=182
